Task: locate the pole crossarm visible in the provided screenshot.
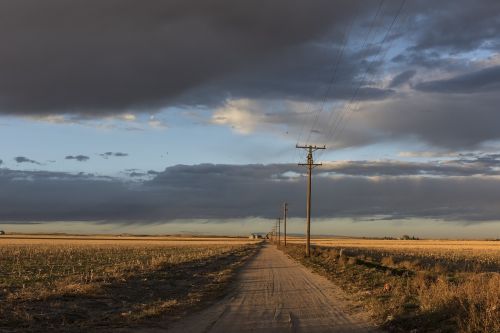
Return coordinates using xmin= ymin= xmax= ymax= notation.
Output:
xmin=295 ymin=144 xmax=326 ymax=150
xmin=298 ymin=163 xmax=322 ymax=166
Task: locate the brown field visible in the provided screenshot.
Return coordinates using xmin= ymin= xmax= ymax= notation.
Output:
xmin=288 ymin=236 xmax=499 ymax=252
xmin=0 ymin=234 xmax=256 ymax=246
xmin=286 ymin=237 xmax=500 ymax=272
xmin=2 ymin=235 xmax=498 ymax=332
xmin=280 ymin=238 xmax=499 ymax=333
xmin=0 ymin=235 xmax=260 ymax=332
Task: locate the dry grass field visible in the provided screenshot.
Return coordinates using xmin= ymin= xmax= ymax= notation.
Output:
xmin=0 ymin=235 xmax=260 ymax=332
xmin=2 ymin=235 xmax=497 ymax=332
xmin=281 ymin=238 xmax=499 ymax=333
xmin=287 ymin=237 xmax=500 ymax=272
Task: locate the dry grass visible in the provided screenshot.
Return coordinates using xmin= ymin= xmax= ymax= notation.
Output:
xmin=288 ymin=237 xmax=499 ymax=255
xmin=1 ymin=235 xmax=256 ymax=246
xmin=0 ymin=236 xmax=260 ymax=332
xmin=287 ymin=237 xmax=500 ymax=272
xmin=281 ymin=239 xmax=499 ymax=333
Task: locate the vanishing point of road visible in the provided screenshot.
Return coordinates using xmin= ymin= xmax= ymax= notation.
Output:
xmin=167 ymin=244 xmax=381 ymax=333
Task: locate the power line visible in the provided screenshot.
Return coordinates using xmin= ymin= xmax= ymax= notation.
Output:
xmin=296 ymin=6 xmax=360 ymax=149
xmin=320 ymin=0 xmax=406 ymax=157
xmin=329 ymin=1 xmax=409 ymax=155
xmin=289 ymin=1 xmax=408 ymax=256
xmin=308 ymin=0 xmax=385 ymax=146
xmin=304 ymin=17 xmax=355 ymax=145
xmin=319 ymin=0 xmax=386 ymax=148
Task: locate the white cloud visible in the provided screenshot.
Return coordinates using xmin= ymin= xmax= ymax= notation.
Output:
xmin=212 ymin=99 xmax=264 ymax=134
xmin=119 ymin=113 xmax=136 ymax=121
xmin=398 ymin=151 xmax=459 ymax=158
xmin=24 ymin=114 xmax=75 ymax=124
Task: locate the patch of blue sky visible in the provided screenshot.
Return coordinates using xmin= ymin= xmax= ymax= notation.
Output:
xmin=0 ymin=107 xmax=301 ymax=177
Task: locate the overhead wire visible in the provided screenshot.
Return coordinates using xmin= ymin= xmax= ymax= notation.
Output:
xmin=303 ymin=16 xmax=355 ymax=145
xmin=295 ymin=3 xmax=360 ymax=150
xmin=329 ymin=0 xmax=410 ymax=155
xmin=318 ymin=0 xmax=407 ymax=159
xmin=317 ymin=0 xmax=386 ymax=148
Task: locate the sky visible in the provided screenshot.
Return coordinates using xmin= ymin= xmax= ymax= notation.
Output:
xmin=1 ymin=0 xmax=500 ymax=238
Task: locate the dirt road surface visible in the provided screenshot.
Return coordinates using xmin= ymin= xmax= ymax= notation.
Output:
xmin=166 ymin=244 xmax=381 ymax=333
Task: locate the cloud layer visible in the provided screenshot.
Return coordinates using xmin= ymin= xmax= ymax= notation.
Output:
xmin=0 ymin=0 xmax=364 ymax=114
xmin=2 ymin=157 xmax=500 ymax=223
xmin=1 ymin=1 xmax=500 ymax=228
xmin=1 ymin=0 xmax=500 ymax=152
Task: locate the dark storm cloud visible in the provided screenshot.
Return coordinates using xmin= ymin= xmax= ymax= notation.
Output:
xmin=386 ymin=0 xmax=500 ymax=77
xmin=181 ymin=42 xmax=396 ymax=105
xmin=0 ymin=168 xmax=136 ymax=221
xmin=410 ymin=0 xmax=500 ymax=52
xmin=388 ymin=69 xmax=416 ymax=88
xmin=2 ymin=161 xmax=500 ymax=223
xmin=347 ymin=91 xmax=500 ymax=149
xmin=4 ymin=0 xmax=486 ymax=115
xmin=65 ymin=155 xmax=90 ymax=162
xmin=0 ymin=0 xmax=368 ymax=115
xmin=390 ymin=51 xmax=468 ymax=71
xmin=14 ymin=156 xmax=40 ymax=164
xmin=414 ymin=66 xmax=500 ymax=93
xmin=1 ymin=0 xmax=500 ymax=153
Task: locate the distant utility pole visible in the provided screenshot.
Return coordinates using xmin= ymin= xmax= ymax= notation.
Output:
xmin=275 ymin=223 xmax=278 ymax=244
xmin=296 ymin=144 xmax=326 ymax=257
xmin=275 ymin=219 xmax=279 ymax=245
xmin=283 ymin=202 xmax=288 ymax=247
xmin=278 ymin=217 xmax=281 ymax=246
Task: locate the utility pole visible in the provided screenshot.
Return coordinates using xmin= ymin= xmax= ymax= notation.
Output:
xmin=296 ymin=144 xmax=326 ymax=257
xmin=275 ymin=218 xmax=279 ymax=245
xmin=283 ymin=202 xmax=288 ymax=247
xmin=278 ymin=217 xmax=281 ymax=246
xmin=274 ymin=221 xmax=277 ymax=244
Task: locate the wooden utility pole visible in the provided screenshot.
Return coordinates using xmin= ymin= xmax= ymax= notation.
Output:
xmin=296 ymin=144 xmax=326 ymax=257
xmin=283 ymin=202 xmax=288 ymax=246
xmin=278 ymin=217 xmax=281 ymax=246
xmin=274 ymin=221 xmax=277 ymax=244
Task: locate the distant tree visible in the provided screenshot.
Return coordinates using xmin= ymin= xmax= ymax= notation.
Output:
xmin=401 ymin=235 xmax=419 ymax=240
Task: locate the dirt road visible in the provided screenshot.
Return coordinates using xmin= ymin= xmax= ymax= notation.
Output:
xmin=166 ymin=244 xmax=380 ymax=333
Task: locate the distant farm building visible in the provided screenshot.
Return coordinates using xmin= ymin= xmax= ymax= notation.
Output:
xmin=248 ymin=233 xmax=263 ymax=240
